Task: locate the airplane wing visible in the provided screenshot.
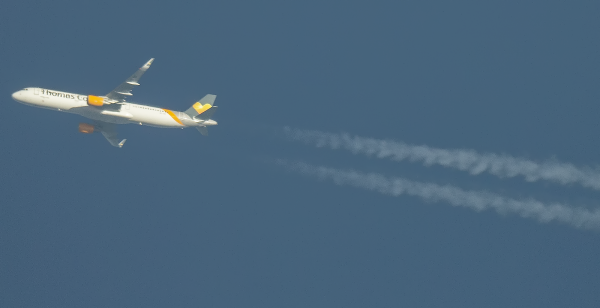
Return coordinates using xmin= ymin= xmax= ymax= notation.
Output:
xmin=94 ymin=121 xmax=126 ymax=148
xmin=105 ymin=58 xmax=154 ymax=103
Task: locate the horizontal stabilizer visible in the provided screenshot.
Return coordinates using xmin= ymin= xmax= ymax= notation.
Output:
xmin=196 ymin=126 xmax=209 ymax=136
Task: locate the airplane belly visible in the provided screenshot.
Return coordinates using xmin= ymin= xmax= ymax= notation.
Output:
xmin=71 ymin=107 xmax=132 ymax=124
xmin=129 ymin=108 xmax=184 ymax=127
xmin=51 ymin=97 xmax=85 ymax=110
xmin=154 ymin=113 xmax=184 ymax=127
xmin=129 ymin=109 xmax=156 ymax=124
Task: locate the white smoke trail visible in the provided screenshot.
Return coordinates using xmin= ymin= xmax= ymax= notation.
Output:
xmin=277 ymin=160 xmax=600 ymax=230
xmin=282 ymin=127 xmax=600 ymax=191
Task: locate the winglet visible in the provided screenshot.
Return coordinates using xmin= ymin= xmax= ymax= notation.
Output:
xmin=142 ymin=58 xmax=154 ymax=70
xmin=118 ymin=139 xmax=127 ymax=148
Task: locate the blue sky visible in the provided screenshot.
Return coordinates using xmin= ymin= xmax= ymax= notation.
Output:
xmin=1 ymin=1 xmax=600 ymax=307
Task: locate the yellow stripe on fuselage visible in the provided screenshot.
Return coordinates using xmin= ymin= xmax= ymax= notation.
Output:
xmin=192 ymin=102 xmax=212 ymax=115
xmin=162 ymin=109 xmax=184 ymax=125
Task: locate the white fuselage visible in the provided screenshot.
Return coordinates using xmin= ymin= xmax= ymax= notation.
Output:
xmin=11 ymin=87 xmax=215 ymax=128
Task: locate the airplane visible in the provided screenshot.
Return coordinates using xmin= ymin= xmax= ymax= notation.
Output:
xmin=11 ymin=58 xmax=218 ymax=148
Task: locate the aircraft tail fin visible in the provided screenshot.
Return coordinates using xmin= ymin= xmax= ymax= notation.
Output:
xmin=185 ymin=94 xmax=218 ymax=137
xmin=185 ymin=94 xmax=217 ymax=119
xmin=196 ymin=106 xmax=217 ymax=120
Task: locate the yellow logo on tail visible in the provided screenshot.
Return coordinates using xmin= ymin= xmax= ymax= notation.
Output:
xmin=192 ymin=102 xmax=212 ymax=115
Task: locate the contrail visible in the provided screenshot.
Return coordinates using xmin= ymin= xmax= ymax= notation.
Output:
xmin=282 ymin=127 xmax=600 ymax=190
xmin=277 ymin=160 xmax=600 ymax=230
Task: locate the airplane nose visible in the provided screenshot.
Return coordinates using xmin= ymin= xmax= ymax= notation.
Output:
xmin=11 ymin=91 xmax=20 ymax=101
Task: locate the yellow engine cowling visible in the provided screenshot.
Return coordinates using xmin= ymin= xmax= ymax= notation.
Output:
xmin=87 ymin=95 xmax=104 ymax=107
xmin=79 ymin=123 xmax=95 ymax=134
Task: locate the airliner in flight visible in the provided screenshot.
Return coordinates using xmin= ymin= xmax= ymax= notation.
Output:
xmin=11 ymin=58 xmax=217 ymax=147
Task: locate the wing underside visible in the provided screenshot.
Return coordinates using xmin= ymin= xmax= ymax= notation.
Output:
xmin=94 ymin=121 xmax=126 ymax=148
xmin=106 ymin=58 xmax=154 ymax=103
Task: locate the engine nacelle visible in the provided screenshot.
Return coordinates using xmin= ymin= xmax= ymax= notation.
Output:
xmin=78 ymin=123 xmax=95 ymax=134
xmin=88 ymin=95 xmax=104 ymax=107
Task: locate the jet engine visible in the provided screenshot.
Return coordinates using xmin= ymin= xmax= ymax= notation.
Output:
xmin=87 ymin=95 xmax=104 ymax=107
xmin=78 ymin=123 xmax=95 ymax=134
